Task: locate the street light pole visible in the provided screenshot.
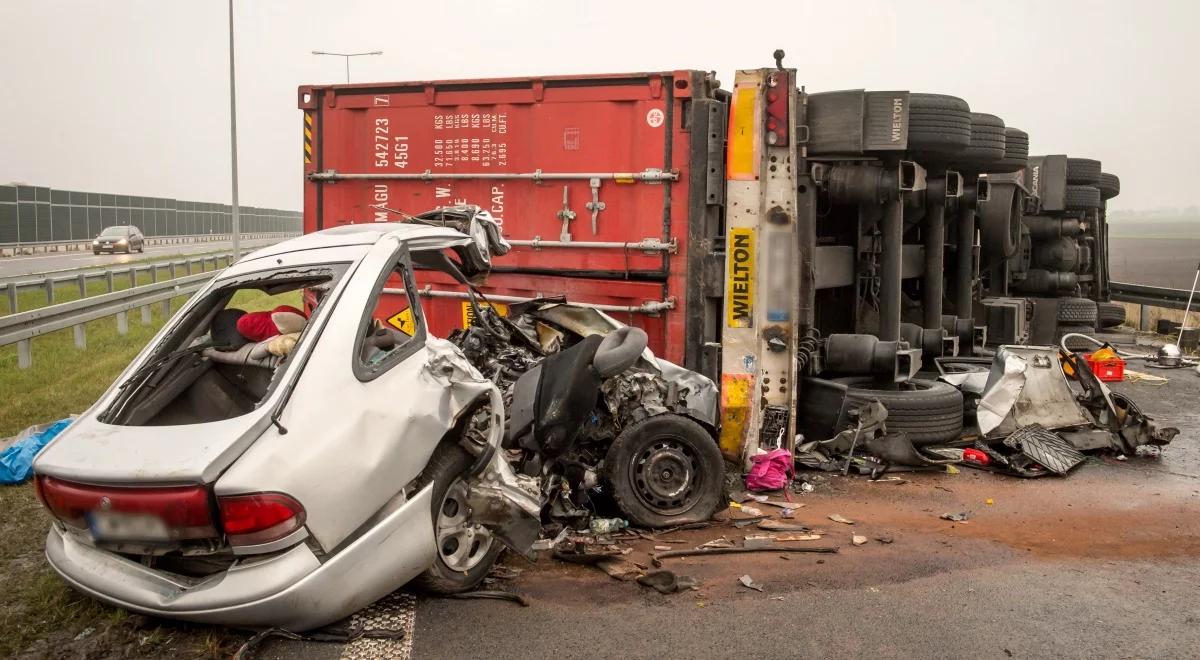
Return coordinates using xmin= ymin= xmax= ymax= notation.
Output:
xmin=228 ymin=0 xmax=240 ymax=258
xmin=311 ymin=50 xmax=383 ymax=84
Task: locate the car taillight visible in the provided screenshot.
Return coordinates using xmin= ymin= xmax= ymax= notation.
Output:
xmin=217 ymin=493 xmax=306 ymax=547
xmin=34 ymin=475 xmax=217 ymax=540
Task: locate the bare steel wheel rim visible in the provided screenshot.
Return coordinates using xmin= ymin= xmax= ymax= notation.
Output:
xmin=435 ymin=479 xmax=492 ymax=573
xmin=630 ymin=436 xmax=700 ymax=516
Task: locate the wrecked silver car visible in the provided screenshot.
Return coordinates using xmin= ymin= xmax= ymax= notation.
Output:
xmin=32 ymin=209 xmax=723 ymax=631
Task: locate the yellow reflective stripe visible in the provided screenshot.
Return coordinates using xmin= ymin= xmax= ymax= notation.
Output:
xmin=727 ymin=87 xmax=758 ymax=180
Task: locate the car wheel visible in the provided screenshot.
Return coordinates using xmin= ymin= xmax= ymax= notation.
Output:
xmin=1056 ymin=297 xmax=1098 ymax=326
xmin=605 ymin=414 xmax=724 ymax=528
xmin=1098 ymin=301 xmax=1126 ymax=328
xmin=832 ymin=376 xmax=964 ymax=446
xmin=409 ymin=443 xmax=502 ymax=595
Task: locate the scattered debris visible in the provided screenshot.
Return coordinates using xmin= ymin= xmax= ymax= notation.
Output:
xmin=651 ymin=545 xmax=838 ymax=567
xmin=875 ymin=536 xmax=894 ymax=544
xmin=940 ymin=512 xmax=971 ymax=522
xmin=738 ymin=574 xmax=764 ymax=592
xmin=489 ymin=565 xmax=523 ymax=580
xmin=828 ymin=514 xmax=855 ymax=525
xmin=758 ymin=519 xmax=811 ymax=532
xmin=442 ymin=590 xmax=530 ymax=606
xmin=985 ymin=498 xmax=994 ymax=506
xmin=738 ymin=506 xmax=764 ymax=517
xmin=700 ymin=537 xmax=737 ymax=549
xmin=637 ymin=570 xmax=698 ymax=594
xmin=757 ymin=499 xmax=804 ymax=510
xmin=780 ymin=507 xmax=800 ymax=519
xmin=746 ymin=448 xmax=793 ymax=492
xmin=774 ymin=533 xmax=823 ymax=542
xmin=851 ymin=535 xmax=867 ymax=546
xmin=732 ymin=515 xmax=769 ymax=528
xmin=743 ymin=534 xmax=776 ymax=549
xmin=595 ymin=558 xmax=642 ymax=581
xmin=653 ymin=545 xmax=672 ymax=551
xmin=589 ymin=518 xmax=629 ymax=535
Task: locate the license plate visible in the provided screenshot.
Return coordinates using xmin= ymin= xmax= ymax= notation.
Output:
xmin=86 ymin=510 xmax=171 ymax=542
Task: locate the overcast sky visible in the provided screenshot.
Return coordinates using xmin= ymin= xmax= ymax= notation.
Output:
xmin=1 ymin=0 xmax=1196 ymax=212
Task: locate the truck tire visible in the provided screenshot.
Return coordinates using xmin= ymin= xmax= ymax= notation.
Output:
xmin=833 ymin=377 xmax=964 ymax=446
xmin=1058 ymin=325 xmax=1097 ymax=352
xmin=1098 ymin=301 xmax=1126 ymax=328
xmin=1066 ymin=158 xmax=1102 ymax=185
xmin=1096 ymin=172 xmax=1121 ymax=199
xmin=605 ymin=414 xmax=725 ymax=528
xmin=957 ymin=113 xmax=1006 ymax=165
xmin=906 ymin=94 xmax=972 ymax=153
xmin=1056 ymin=297 xmax=1098 ymax=325
xmin=1064 ymin=185 xmax=1101 ymax=211
xmin=992 ymin=127 xmax=1029 ymax=173
xmin=410 ymin=442 xmax=504 ymax=595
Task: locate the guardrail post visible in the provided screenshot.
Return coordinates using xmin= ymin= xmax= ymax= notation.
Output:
xmin=73 ymin=324 xmax=86 ymax=349
xmin=6 ymin=283 xmax=16 ymax=314
xmin=44 ymin=279 xmax=55 ymax=306
xmin=170 ymin=262 xmax=177 ymax=280
xmin=141 ymin=305 xmax=152 ymax=325
xmin=151 ymin=265 xmax=159 ymax=283
xmin=116 ymin=311 xmax=129 ymax=335
xmin=128 ymin=269 xmax=136 ymax=288
xmin=161 ymin=300 xmax=171 ymax=317
xmin=77 ymin=273 xmax=87 ymax=298
xmin=17 ymin=339 xmax=31 ymax=369
xmin=185 ymin=260 xmax=193 ymax=275
xmin=1139 ymin=304 xmax=1150 ymax=331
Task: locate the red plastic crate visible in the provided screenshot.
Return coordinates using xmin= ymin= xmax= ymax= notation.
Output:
xmin=1084 ymin=352 xmax=1125 ymax=382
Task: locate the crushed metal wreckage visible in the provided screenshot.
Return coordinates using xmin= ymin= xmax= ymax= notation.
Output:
xmin=793 ymin=344 xmax=1178 ymax=479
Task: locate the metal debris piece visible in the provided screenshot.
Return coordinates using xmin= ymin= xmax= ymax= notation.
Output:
xmin=700 ymin=538 xmax=736 ymax=549
xmin=738 ymin=575 xmax=764 ymax=592
xmin=939 ymin=512 xmax=971 ymax=522
xmin=875 ymin=536 xmax=894 ymax=544
xmin=637 ymin=569 xmax=698 ymax=594
xmin=443 ymin=590 xmax=529 ymax=607
xmin=739 ymin=506 xmax=764 ymax=517
xmin=743 ymin=534 xmax=775 ymax=549
xmin=595 ymin=558 xmax=643 ymax=581
xmin=732 ymin=515 xmax=769 ymax=528
xmin=828 ymin=514 xmax=855 ymax=525
xmin=653 ymin=545 xmax=672 ymax=551
xmin=651 ymin=545 xmax=839 ymax=567
xmin=774 ymin=533 xmax=823 ymax=542
xmin=757 ymin=519 xmax=811 ymax=532
xmin=851 ymin=535 xmax=867 ymax=546
xmin=1003 ymin=424 xmax=1085 ymax=475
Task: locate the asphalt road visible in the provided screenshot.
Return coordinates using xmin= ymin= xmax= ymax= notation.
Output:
xmin=257 ymin=330 xmax=1200 ymax=660
xmin=0 ymin=238 xmax=280 ymax=280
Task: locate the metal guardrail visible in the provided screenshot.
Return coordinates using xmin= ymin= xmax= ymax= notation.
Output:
xmin=0 ymin=232 xmax=299 ymax=256
xmin=0 ymin=273 xmax=214 ymax=369
xmin=1110 ymin=281 xmax=1193 ymax=311
xmin=2 ymin=254 xmax=233 ymax=313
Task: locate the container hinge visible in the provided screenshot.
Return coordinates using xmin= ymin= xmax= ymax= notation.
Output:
xmin=556 ymin=186 xmax=576 ymax=242
xmin=586 ymin=177 xmax=606 ymax=235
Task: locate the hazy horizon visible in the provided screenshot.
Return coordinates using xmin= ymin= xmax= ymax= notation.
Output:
xmin=2 ymin=0 xmax=1199 ymax=213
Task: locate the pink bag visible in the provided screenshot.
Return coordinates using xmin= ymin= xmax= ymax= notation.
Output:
xmin=745 ymin=448 xmax=793 ymax=492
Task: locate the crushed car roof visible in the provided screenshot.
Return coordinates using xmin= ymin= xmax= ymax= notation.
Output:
xmin=240 ymin=223 xmax=472 ymax=262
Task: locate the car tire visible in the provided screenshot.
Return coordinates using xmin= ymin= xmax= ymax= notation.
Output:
xmin=906 ymin=93 xmax=972 ymax=153
xmin=1098 ymin=301 xmax=1126 ymax=328
xmin=1096 ymin=172 xmax=1120 ymax=200
xmin=832 ymin=377 xmax=964 ymax=446
xmin=605 ymin=414 xmax=724 ymax=528
xmin=1066 ymin=158 xmax=1102 ymax=185
xmin=409 ymin=442 xmax=503 ymax=595
xmin=1058 ymin=325 xmax=1096 ymax=352
xmin=992 ymin=127 xmax=1029 ymax=173
xmin=1064 ymin=185 xmax=1102 ymax=211
xmin=1057 ymin=297 xmax=1098 ymax=325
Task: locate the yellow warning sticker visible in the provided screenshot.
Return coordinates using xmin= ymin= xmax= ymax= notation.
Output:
xmin=726 ymin=227 xmax=755 ymax=328
xmin=386 ymin=308 xmax=415 ymax=336
xmin=461 ymin=301 xmax=508 ymax=328
xmin=718 ymin=373 xmax=752 ymax=459
xmin=727 ymin=87 xmax=758 ymax=180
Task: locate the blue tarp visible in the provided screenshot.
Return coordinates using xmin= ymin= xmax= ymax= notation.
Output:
xmin=0 ymin=418 xmax=72 ymax=485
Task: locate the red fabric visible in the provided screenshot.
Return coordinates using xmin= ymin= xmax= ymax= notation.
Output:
xmin=236 ymin=305 xmax=305 ymax=342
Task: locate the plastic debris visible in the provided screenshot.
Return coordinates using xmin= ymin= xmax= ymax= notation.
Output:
xmin=746 ymin=448 xmax=793 ymax=491
xmin=851 ymin=535 xmax=867 ymax=546
xmin=940 ymin=511 xmax=971 ymax=522
xmin=985 ymin=498 xmax=994 ymax=506
xmin=0 ymin=418 xmax=72 ymax=485
xmin=738 ymin=575 xmax=764 ymax=592
xmin=589 ymin=518 xmax=629 ymax=535
xmin=828 ymin=514 xmax=855 ymax=525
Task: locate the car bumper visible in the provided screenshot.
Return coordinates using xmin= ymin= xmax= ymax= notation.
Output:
xmin=45 ymin=484 xmax=437 ymax=631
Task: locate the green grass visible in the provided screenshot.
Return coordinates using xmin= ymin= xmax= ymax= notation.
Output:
xmin=0 ymin=283 xmax=301 ymax=657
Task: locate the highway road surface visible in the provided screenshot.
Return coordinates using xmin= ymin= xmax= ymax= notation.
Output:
xmin=0 ymin=238 xmax=282 ymax=280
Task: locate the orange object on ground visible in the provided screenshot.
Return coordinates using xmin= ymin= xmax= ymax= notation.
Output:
xmin=1085 ymin=347 xmax=1125 ymax=382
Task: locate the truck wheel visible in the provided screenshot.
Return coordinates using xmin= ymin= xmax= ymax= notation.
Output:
xmin=1096 ymin=172 xmax=1121 ymax=200
xmin=906 ymin=93 xmax=972 ymax=153
xmin=833 ymin=377 xmax=964 ymax=446
xmin=957 ymin=112 xmax=1006 ymax=165
xmin=1066 ymin=158 xmax=1102 ymax=185
xmin=605 ymin=414 xmax=724 ymax=528
xmin=1064 ymin=185 xmax=1101 ymax=211
xmin=409 ymin=442 xmax=502 ymax=594
xmin=992 ymin=127 xmax=1029 ymax=173
xmin=1056 ymin=297 xmax=1098 ymax=325
xmin=1058 ymin=325 xmax=1096 ymax=352
xmin=1098 ymin=301 xmax=1126 ymax=328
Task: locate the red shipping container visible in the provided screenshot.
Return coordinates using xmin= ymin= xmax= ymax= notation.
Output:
xmin=300 ymin=72 xmax=728 ymax=375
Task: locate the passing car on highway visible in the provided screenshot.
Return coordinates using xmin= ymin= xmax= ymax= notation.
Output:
xmin=92 ymin=225 xmax=144 ymax=254
xmin=33 ymin=207 xmax=722 ymax=630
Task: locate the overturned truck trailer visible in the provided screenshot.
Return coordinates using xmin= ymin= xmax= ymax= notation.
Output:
xmin=299 ymin=58 xmax=1137 ymax=461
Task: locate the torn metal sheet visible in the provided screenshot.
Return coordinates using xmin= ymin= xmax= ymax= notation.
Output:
xmin=1002 ymin=424 xmax=1085 ymax=475
xmin=978 ymin=346 xmax=1090 ymax=437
